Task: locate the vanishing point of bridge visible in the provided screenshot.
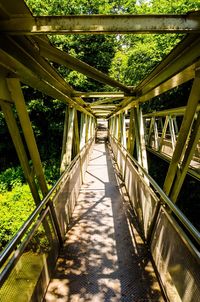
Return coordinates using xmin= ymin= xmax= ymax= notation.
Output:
xmin=0 ymin=1 xmax=200 ymax=302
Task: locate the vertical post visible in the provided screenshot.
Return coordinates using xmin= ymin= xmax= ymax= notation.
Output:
xmin=73 ymin=109 xmax=80 ymax=156
xmin=60 ymin=107 xmax=75 ymax=172
xmin=110 ymin=117 xmax=114 ymax=137
xmin=127 ymin=108 xmax=135 ymax=155
xmin=120 ymin=113 xmax=126 ymax=148
xmin=133 ymin=106 xmax=148 ymax=172
xmin=163 ymin=75 xmax=200 ymax=196
xmin=7 ymin=78 xmax=48 ymax=197
xmin=169 ymin=116 xmax=176 ymax=152
xmin=80 ymin=113 xmax=86 ymax=149
xmin=133 ymin=107 xmax=141 ymax=165
xmin=154 ymin=119 xmax=159 ymax=151
xmin=117 ymin=114 xmax=121 ymax=143
xmin=0 ymin=100 xmax=41 ymax=205
xmin=147 ymin=116 xmax=155 ymax=147
xmin=61 ymin=105 xmax=69 ymax=169
xmin=85 ymin=114 xmax=89 ymax=142
xmin=158 ymin=116 xmax=169 ymax=152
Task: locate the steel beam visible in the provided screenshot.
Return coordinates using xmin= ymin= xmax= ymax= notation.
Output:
xmin=170 ymin=111 xmax=200 ymax=202
xmin=74 ymin=92 xmax=125 ymax=98
xmin=60 ymin=107 xmax=75 ymax=172
xmin=36 ymin=37 xmax=132 ymax=94
xmin=1 ymin=14 xmax=200 ymax=34
xmin=90 ymin=97 xmax=122 ymax=106
xmin=163 ymin=75 xmax=200 ymax=197
xmin=7 ymin=78 xmax=49 ymax=197
xmin=0 ymin=100 xmax=41 ymax=205
xmin=127 ymin=109 xmax=135 ymax=155
xmin=80 ymin=113 xmax=86 ymax=149
xmin=0 ymin=35 xmax=94 ymax=116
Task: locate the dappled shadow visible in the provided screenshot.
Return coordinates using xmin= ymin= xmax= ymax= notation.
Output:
xmin=44 ymin=136 xmax=164 ymax=301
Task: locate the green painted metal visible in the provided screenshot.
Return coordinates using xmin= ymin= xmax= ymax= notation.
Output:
xmin=7 ymin=78 xmax=49 ymax=197
xmin=170 ymin=111 xmax=200 ymax=202
xmin=60 ymin=107 xmax=75 ymax=172
xmin=0 ymin=100 xmax=41 ymax=205
xmin=1 ymin=14 xmax=200 ymax=35
xmin=163 ymin=75 xmax=200 ymax=197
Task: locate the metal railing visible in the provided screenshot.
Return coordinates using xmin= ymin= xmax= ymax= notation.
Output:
xmin=109 ymin=134 xmax=200 ymax=302
xmin=0 ymin=137 xmax=94 ymax=302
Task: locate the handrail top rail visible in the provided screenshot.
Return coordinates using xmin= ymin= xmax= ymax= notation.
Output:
xmin=0 ymin=137 xmax=94 ymax=267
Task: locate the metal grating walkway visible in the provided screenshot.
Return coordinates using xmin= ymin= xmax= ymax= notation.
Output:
xmin=44 ymin=135 xmax=165 ymax=302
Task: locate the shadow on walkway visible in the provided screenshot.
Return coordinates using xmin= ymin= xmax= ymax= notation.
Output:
xmin=44 ymin=131 xmax=164 ymax=302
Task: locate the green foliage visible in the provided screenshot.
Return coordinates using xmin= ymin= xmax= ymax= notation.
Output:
xmin=0 ymin=166 xmax=25 ymax=192
xmin=43 ymin=158 xmax=60 ymax=186
xmin=0 ymin=157 xmax=60 ymax=252
xmin=0 ymin=184 xmax=35 ymax=251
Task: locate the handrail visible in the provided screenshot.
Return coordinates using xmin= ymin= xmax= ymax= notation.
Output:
xmin=109 ymin=134 xmax=200 ymax=246
xmin=0 ymin=137 xmax=94 ymax=268
xmin=143 ymin=104 xmax=200 ymax=118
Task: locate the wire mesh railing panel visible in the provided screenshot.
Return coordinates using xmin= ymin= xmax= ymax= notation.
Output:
xmin=110 ymin=136 xmax=159 ymax=238
xmin=53 ymin=160 xmax=82 ymax=238
xmin=151 ymin=208 xmax=200 ymax=302
xmin=124 ymin=156 xmax=159 ymax=238
xmin=53 ymin=139 xmax=94 ymax=238
xmin=0 ymin=210 xmax=58 ymax=302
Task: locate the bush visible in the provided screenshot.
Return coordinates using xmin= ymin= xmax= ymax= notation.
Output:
xmin=0 ymin=166 xmax=25 ymax=193
xmin=0 ymin=184 xmax=35 ymax=251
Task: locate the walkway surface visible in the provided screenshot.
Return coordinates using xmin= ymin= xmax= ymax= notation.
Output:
xmin=44 ymin=133 xmax=164 ymax=302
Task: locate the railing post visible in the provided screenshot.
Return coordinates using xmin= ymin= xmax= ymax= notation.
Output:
xmin=73 ymin=109 xmax=80 ymax=156
xmin=158 ymin=116 xmax=169 ymax=152
xmin=127 ymin=108 xmax=135 ymax=155
xmin=120 ymin=112 xmax=126 ymax=148
xmin=60 ymin=106 xmax=75 ymax=172
xmin=133 ymin=106 xmax=148 ymax=172
xmin=80 ymin=112 xmax=86 ymax=149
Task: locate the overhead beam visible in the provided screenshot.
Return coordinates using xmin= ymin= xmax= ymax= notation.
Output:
xmin=0 ymin=35 xmax=94 ymax=116
xmin=36 ymin=37 xmax=132 ymax=94
xmin=74 ymin=92 xmax=126 ymax=98
xmin=1 ymin=14 xmax=200 ymax=34
xmin=90 ymin=97 xmax=122 ymax=106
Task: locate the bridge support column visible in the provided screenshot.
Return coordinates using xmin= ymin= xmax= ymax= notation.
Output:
xmin=0 ymin=99 xmax=41 ymax=205
xmin=80 ymin=113 xmax=86 ymax=149
xmin=60 ymin=106 xmax=75 ymax=172
xmin=72 ymin=108 xmax=80 ymax=157
xmin=127 ymin=109 xmax=135 ymax=155
xmin=158 ymin=116 xmax=169 ymax=152
xmin=120 ymin=113 xmax=126 ymax=148
xmin=6 ymin=78 xmax=49 ymax=197
xmin=163 ymin=75 xmax=200 ymax=200
xmin=133 ymin=106 xmax=148 ymax=172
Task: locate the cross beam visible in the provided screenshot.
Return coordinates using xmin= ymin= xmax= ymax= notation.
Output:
xmin=36 ymin=37 xmax=132 ymax=94
xmin=1 ymin=14 xmax=200 ymax=34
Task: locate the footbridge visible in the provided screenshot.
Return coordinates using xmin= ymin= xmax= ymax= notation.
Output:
xmin=0 ymin=1 xmax=200 ymax=301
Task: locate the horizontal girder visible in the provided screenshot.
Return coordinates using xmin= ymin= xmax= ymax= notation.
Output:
xmin=1 ymin=13 xmax=200 ymax=34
